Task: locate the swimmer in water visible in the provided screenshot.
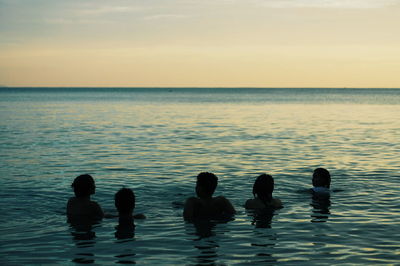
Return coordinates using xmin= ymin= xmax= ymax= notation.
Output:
xmin=311 ymin=168 xmax=331 ymax=197
xmin=245 ymin=174 xmax=283 ymax=210
xmin=114 ymin=188 xmax=145 ymax=238
xmin=67 ymin=174 xmax=104 ymax=223
xmin=183 ymin=172 xmax=236 ymax=221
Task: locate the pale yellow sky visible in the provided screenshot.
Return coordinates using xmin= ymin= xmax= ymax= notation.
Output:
xmin=0 ymin=0 xmax=399 ymax=87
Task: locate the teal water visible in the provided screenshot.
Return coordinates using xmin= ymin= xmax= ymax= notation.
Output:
xmin=0 ymin=88 xmax=399 ymax=264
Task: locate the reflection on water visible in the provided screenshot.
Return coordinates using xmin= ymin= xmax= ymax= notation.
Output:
xmin=185 ymin=220 xmax=222 ymax=265
xmin=69 ymin=222 xmax=97 ymax=263
xmin=193 ymin=220 xmax=217 ymax=240
xmin=251 ymin=238 xmax=277 ymax=264
xmin=194 ymin=221 xmax=219 ymax=265
xmin=194 ymin=241 xmax=220 ymax=265
xmin=72 ymin=253 xmax=95 ymax=264
xmin=115 ymin=250 xmax=136 ymax=264
xmin=115 ymin=220 xmax=135 ymax=240
xmin=69 ymin=223 xmax=96 ymax=246
xmin=310 ymin=196 xmax=331 ymax=223
xmin=114 ymin=222 xmax=136 ymax=264
xmin=246 ymin=209 xmax=278 ymax=263
xmin=247 ymin=208 xmax=275 ymax=228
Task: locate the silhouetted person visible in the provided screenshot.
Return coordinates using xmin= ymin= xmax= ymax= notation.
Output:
xmin=311 ymin=168 xmax=331 ymax=198
xmin=183 ymin=172 xmax=236 ymax=221
xmin=67 ymin=174 xmax=104 ymax=224
xmin=114 ymin=188 xmax=145 ymax=239
xmin=245 ymin=174 xmax=283 ymax=210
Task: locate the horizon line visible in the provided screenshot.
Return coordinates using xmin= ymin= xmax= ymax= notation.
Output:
xmin=1 ymin=86 xmax=400 ymax=89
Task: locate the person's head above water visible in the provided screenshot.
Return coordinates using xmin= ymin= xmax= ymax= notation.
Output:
xmin=312 ymin=168 xmax=331 ymax=188
xmin=72 ymin=174 xmax=95 ymax=198
xmin=253 ymin=174 xmax=274 ymax=201
xmin=115 ymin=188 xmax=136 ymax=215
xmin=196 ymin=172 xmax=218 ymax=199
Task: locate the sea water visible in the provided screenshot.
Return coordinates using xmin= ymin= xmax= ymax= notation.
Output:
xmin=0 ymin=88 xmax=399 ymax=264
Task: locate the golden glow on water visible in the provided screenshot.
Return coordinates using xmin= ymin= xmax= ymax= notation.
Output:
xmin=17 ymin=101 xmax=396 ymax=175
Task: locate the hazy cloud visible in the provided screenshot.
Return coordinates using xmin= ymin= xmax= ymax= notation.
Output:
xmin=44 ymin=18 xmax=113 ymax=25
xmin=251 ymin=0 xmax=399 ymax=9
xmin=76 ymin=6 xmax=144 ymax=16
xmin=179 ymin=0 xmax=399 ymax=8
xmin=143 ymin=14 xmax=189 ymax=20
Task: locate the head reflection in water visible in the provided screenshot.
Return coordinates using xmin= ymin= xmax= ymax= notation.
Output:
xmin=69 ymin=219 xmax=97 ymax=264
xmin=250 ymin=208 xmax=275 ymax=228
xmin=190 ymin=220 xmax=219 ymax=265
xmin=310 ymin=196 xmax=331 ymax=223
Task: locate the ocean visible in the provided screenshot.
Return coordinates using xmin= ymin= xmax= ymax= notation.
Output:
xmin=0 ymin=87 xmax=399 ymax=264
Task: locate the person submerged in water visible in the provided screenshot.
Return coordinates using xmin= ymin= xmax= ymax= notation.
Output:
xmin=67 ymin=174 xmax=104 ymax=223
xmin=115 ymin=188 xmax=146 ymax=221
xmin=245 ymin=174 xmax=283 ymax=210
xmin=183 ymin=172 xmax=236 ymax=221
xmin=114 ymin=188 xmax=145 ymax=239
xmin=311 ymin=168 xmax=331 ymax=197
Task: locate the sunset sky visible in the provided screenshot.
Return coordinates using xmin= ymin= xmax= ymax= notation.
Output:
xmin=1 ymin=0 xmax=399 ymax=87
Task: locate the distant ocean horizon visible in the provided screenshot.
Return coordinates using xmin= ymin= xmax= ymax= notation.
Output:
xmin=2 ymin=86 xmax=400 ymax=90
xmin=1 ymin=86 xmax=400 ymax=104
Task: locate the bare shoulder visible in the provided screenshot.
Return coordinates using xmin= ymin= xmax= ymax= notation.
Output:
xmin=90 ymin=200 xmax=104 ymax=217
xmin=133 ymin=213 xmax=146 ymax=219
xmin=90 ymin=200 xmax=102 ymax=208
xmin=214 ymin=196 xmax=230 ymax=204
xmin=272 ymin=198 xmax=283 ymax=209
xmin=183 ymin=197 xmax=199 ymax=221
xmin=67 ymin=197 xmax=77 ymax=205
xmin=66 ymin=197 xmax=77 ymax=212
xmin=245 ymin=198 xmax=257 ymax=209
xmin=67 ymin=198 xmax=76 ymax=215
xmin=245 ymin=198 xmax=282 ymax=209
xmin=184 ymin=197 xmax=199 ymax=206
xmin=245 ymin=198 xmax=266 ymax=209
xmin=215 ymin=196 xmax=236 ymax=214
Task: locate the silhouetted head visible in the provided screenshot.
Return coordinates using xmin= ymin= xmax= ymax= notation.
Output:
xmin=312 ymin=168 xmax=331 ymax=188
xmin=72 ymin=174 xmax=95 ymax=197
xmin=253 ymin=174 xmax=274 ymax=200
xmin=196 ymin=172 xmax=218 ymax=198
xmin=115 ymin=188 xmax=136 ymax=215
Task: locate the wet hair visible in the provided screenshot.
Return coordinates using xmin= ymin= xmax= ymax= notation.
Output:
xmin=71 ymin=174 xmax=95 ymax=197
xmin=196 ymin=172 xmax=218 ymax=197
xmin=312 ymin=168 xmax=331 ymax=188
xmin=253 ymin=174 xmax=274 ymax=202
xmin=115 ymin=188 xmax=136 ymax=214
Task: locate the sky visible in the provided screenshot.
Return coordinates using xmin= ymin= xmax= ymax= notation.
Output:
xmin=0 ymin=0 xmax=399 ymax=88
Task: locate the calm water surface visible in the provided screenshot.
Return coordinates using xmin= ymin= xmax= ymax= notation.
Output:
xmin=0 ymin=88 xmax=399 ymax=265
